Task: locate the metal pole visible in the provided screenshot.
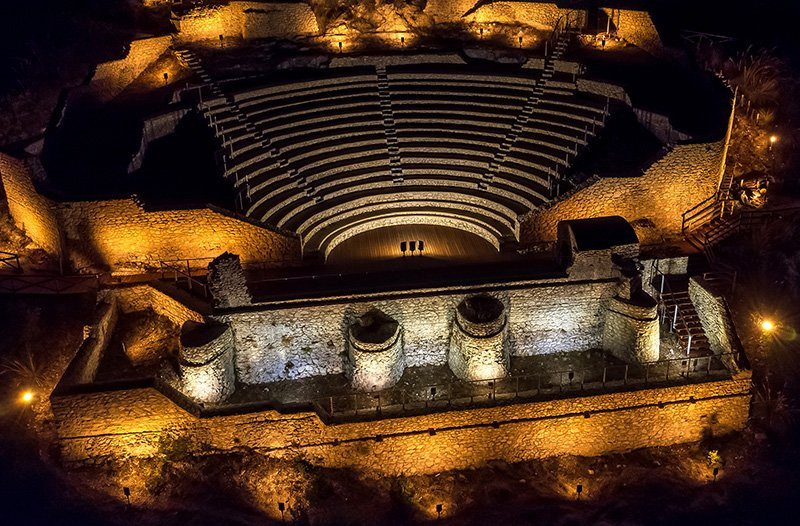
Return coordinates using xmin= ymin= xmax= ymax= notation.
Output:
xmin=672 ymin=305 xmax=678 ymax=331
xmin=687 ymin=334 xmax=693 ymax=355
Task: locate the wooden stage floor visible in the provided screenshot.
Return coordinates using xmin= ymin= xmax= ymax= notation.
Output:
xmin=326 ymin=224 xmax=501 ymax=265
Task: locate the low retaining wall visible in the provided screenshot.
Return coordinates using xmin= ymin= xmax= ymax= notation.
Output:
xmin=51 ymin=372 xmax=751 ymax=475
xmin=0 ymin=153 xmax=301 ymax=272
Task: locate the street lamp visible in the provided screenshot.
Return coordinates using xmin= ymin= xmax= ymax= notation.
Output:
xmin=769 ymin=134 xmax=778 ymax=151
xmin=761 ymin=319 xmax=775 ymax=332
xmin=20 ymin=390 xmax=34 ymax=404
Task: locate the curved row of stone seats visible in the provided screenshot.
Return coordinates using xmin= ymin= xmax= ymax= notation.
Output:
xmin=385 ymin=65 xmax=575 ymax=202
xmin=202 ymin=65 xmax=613 ymax=253
xmin=259 ymin=161 xmax=541 ymax=231
xmin=293 ymin=190 xmax=522 ymax=256
xmin=215 ymin=70 xmax=389 ymax=221
xmin=237 ymin=67 xmax=549 ymax=226
xmin=286 ymin=184 xmax=523 ymax=234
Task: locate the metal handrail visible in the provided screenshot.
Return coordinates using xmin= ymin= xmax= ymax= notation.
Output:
xmin=159 ymin=260 xmax=210 ymax=298
xmin=321 ymin=351 xmax=741 ymax=418
xmin=651 ymin=262 xmax=697 ymax=354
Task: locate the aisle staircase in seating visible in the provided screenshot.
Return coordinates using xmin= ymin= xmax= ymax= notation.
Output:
xmin=484 ymin=29 xmax=571 ymax=186
xmin=376 ymin=65 xmax=403 ymax=183
xmin=176 ymin=48 xmax=320 ymax=206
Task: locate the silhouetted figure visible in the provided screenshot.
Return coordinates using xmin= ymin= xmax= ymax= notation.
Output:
xmin=409 ymin=241 xmax=416 ymax=255
xmin=418 ymin=240 xmax=425 ymax=255
xmin=400 ymin=241 xmax=407 ymax=256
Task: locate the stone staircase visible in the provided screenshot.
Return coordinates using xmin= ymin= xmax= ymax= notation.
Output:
xmin=658 ymin=276 xmax=711 ymax=357
xmin=479 ymin=29 xmax=609 ymax=198
xmin=175 ymin=48 xmax=320 ymax=206
xmin=376 ymin=65 xmax=403 ymax=184
xmin=483 ymin=29 xmax=572 ymax=187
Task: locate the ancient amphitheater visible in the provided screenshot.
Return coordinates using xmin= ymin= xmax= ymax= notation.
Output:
xmin=0 ymin=1 xmax=750 ymax=476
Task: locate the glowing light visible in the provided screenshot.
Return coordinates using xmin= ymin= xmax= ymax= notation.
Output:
xmin=20 ymin=390 xmax=34 ymax=403
xmin=761 ymin=319 xmax=775 ymax=332
xmin=770 ymin=135 xmax=778 ymax=144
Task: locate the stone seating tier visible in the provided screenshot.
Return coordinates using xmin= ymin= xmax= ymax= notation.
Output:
xmin=199 ymin=64 xmax=618 ymax=256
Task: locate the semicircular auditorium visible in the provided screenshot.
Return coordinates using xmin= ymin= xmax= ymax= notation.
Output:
xmin=207 ymin=61 xmax=611 ymax=259
xmin=0 ymin=3 xmax=750 ymax=474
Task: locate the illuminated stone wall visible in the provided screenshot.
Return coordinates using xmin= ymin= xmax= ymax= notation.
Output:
xmin=56 ymin=199 xmax=299 ymax=272
xmin=222 ymin=279 xmax=619 ymax=384
xmin=520 ymin=138 xmax=730 ymax=246
xmin=0 ymin=153 xmax=61 ymax=255
xmin=346 ymin=310 xmax=405 ymax=391
xmin=177 ymin=322 xmax=236 ymax=403
xmin=51 ymin=373 xmax=751 ymax=473
xmin=449 ymin=295 xmax=509 ymax=381
xmin=174 ymin=1 xmax=320 ymax=41
xmin=602 ymin=295 xmax=660 ymax=363
xmin=425 ymin=0 xmax=583 ymax=29
xmin=112 ymin=284 xmax=205 ymax=326
xmin=603 ymin=8 xmax=662 ymax=52
xmin=1 ymin=153 xmax=300 ymax=273
xmin=90 ymin=36 xmax=172 ymax=101
xmin=689 ymin=277 xmax=739 ymax=356
xmin=465 ymin=2 xmax=584 ymax=30
xmin=59 ymin=299 xmax=118 ymax=386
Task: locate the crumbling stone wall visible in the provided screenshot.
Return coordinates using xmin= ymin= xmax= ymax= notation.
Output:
xmin=112 ymin=284 xmax=205 ymax=326
xmin=223 ymin=279 xmax=618 ymax=384
xmin=175 ymin=1 xmax=320 ymax=41
xmin=90 ymin=36 xmax=172 ymax=101
xmin=689 ymin=277 xmax=738 ymax=356
xmin=603 ymin=8 xmax=662 ymax=53
xmin=520 ymin=139 xmax=728 ymax=246
xmin=55 ymin=199 xmax=299 ymax=272
xmin=59 ymin=298 xmax=118 ymax=386
xmin=50 ymin=373 xmax=752 ymax=473
xmin=425 ymin=0 xmax=583 ymax=30
xmin=1 ymin=154 xmax=300 ymax=272
xmin=0 ymin=153 xmax=61 ymax=256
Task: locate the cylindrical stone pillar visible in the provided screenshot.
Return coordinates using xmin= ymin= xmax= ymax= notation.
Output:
xmin=347 ymin=310 xmax=405 ymax=391
xmin=449 ymin=294 xmax=509 ymax=381
xmin=602 ymin=297 xmax=660 ymax=363
xmin=178 ymin=321 xmax=236 ymax=404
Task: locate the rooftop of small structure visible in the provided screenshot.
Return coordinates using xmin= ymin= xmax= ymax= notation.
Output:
xmin=563 ymin=216 xmax=639 ymax=251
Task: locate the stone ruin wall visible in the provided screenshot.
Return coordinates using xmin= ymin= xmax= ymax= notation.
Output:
xmin=0 ymin=153 xmax=61 ymax=256
xmin=50 ymin=372 xmax=751 ymax=474
xmin=90 ymin=36 xmax=172 ymax=102
xmin=520 ymin=110 xmax=733 ymax=247
xmin=0 ymin=154 xmax=301 ymax=272
xmin=464 ymin=2 xmax=584 ymax=29
xmin=689 ymin=277 xmax=739 ymax=356
xmin=603 ymin=8 xmax=663 ymax=53
xmin=222 ymin=279 xmax=619 ymax=385
xmin=56 ymin=198 xmax=300 ymax=272
xmin=112 ymin=284 xmax=205 ymax=326
xmin=174 ymin=1 xmax=320 ymax=41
